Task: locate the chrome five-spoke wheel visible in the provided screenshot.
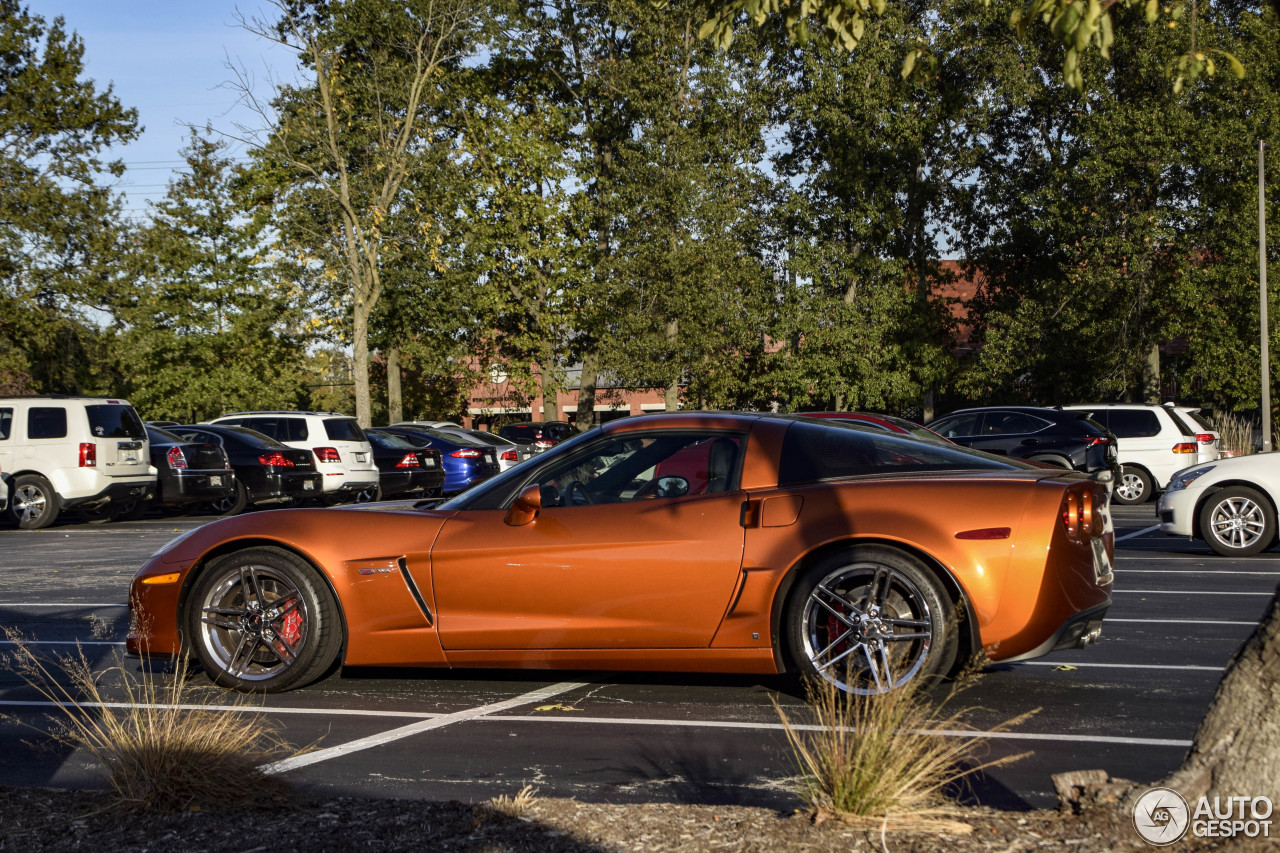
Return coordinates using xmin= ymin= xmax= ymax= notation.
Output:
xmin=187 ymin=547 xmax=342 ymax=692
xmin=786 ymin=546 xmax=956 ymax=695
xmin=1200 ymin=486 xmax=1276 ymax=557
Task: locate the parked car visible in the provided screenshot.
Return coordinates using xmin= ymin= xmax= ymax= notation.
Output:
xmin=1157 ymin=451 xmax=1280 ymax=556
xmin=0 ymin=460 xmax=7 ymax=514
xmin=497 ymin=420 xmax=576 ymax=452
xmin=927 ymin=406 xmax=1118 ymax=474
xmin=1062 ymin=403 xmax=1218 ymax=505
xmin=168 ymin=424 xmax=323 ymax=515
xmin=129 ymin=412 xmax=1113 ymax=696
xmin=372 ymin=426 xmax=501 ymax=494
xmin=0 ymin=395 xmax=155 ymax=529
xmin=1175 ymin=406 xmax=1224 ymax=459
xmin=799 ymin=412 xmax=953 ymax=444
xmin=363 ymin=430 xmax=446 ymax=501
xmin=91 ymin=426 xmax=235 ymax=520
xmin=206 ymin=411 xmax=378 ymax=504
xmin=435 ymin=426 xmax=534 ymax=471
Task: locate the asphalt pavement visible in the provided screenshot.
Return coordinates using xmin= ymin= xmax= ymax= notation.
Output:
xmin=0 ymin=502 xmax=1273 ymax=810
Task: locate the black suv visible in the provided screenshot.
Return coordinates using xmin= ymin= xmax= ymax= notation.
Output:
xmin=927 ymin=406 xmax=1118 ymax=473
xmin=497 ymin=420 xmax=577 ymax=452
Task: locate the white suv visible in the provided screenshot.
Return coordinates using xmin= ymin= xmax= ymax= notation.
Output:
xmin=207 ymin=411 xmax=378 ymax=503
xmin=0 ymin=396 xmax=156 ymax=529
xmin=1062 ymin=403 xmax=1219 ymax=505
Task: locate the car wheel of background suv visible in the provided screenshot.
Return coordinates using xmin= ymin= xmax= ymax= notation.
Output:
xmin=1114 ymin=465 xmax=1154 ymax=505
xmin=10 ymin=474 xmax=59 ymax=530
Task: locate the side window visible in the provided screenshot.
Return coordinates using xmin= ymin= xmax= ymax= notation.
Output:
xmin=0 ymin=407 xmax=12 ymax=440
xmin=531 ymin=432 xmax=743 ymax=508
xmin=931 ymin=413 xmax=980 ymax=438
xmin=239 ymin=418 xmax=277 ymax=439
xmin=283 ymin=418 xmax=309 ymax=442
xmin=982 ymin=412 xmax=1048 ymax=435
xmin=28 ymin=407 xmax=68 ymax=439
xmin=1107 ymin=410 xmax=1162 ymax=438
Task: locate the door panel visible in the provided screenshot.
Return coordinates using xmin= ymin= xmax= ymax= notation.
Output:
xmin=430 ymin=492 xmax=746 ymax=650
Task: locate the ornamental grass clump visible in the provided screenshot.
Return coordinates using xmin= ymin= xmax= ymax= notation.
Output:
xmin=0 ymin=627 xmax=304 ymax=812
xmin=774 ymin=673 xmax=1035 ymax=832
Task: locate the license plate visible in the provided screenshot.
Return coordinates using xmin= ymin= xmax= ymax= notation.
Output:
xmin=209 ymin=475 xmax=223 ymax=486
xmin=1091 ymin=536 xmax=1113 ymax=582
xmin=424 ymin=458 xmax=435 ymax=467
xmin=355 ymin=452 xmax=367 ymax=462
xmin=486 ymin=454 xmax=495 ymax=464
xmin=123 ymin=450 xmax=138 ymax=463
xmin=303 ymin=480 xmax=316 ymax=491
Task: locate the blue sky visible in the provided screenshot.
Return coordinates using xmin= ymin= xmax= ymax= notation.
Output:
xmin=25 ymin=1 xmax=296 ymax=214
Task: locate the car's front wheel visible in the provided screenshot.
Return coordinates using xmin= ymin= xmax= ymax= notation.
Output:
xmin=186 ymin=547 xmax=343 ymax=692
xmin=208 ymin=481 xmax=248 ymax=517
xmin=1114 ymin=466 xmax=1153 ymax=505
xmin=1199 ymin=486 xmax=1277 ymax=556
xmin=10 ymin=475 xmax=59 ymax=530
xmin=785 ymin=546 xmax=957 ymax=695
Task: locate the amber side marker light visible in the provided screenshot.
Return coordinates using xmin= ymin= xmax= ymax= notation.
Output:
xmin=141 ymin=573 xmax=181 ymax=585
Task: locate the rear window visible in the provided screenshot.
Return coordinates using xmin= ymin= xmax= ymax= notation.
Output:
xmin=86 ymin=404 xmax=145 ymax=439
xmin=1106 ymin=409 xmax=1162 ymax=438
xmin=323 ymin=418 xmax=366 ymax=442
xmin=1165 ymin=409 xmax=1199 ymax=436
xmin=779 ymin=421 xmax=1028 ymax=485
xmin=1181 ymin=410 xmax=1215 ymax=431
xmin=366 ymin=431 xmax=415 ymax=449
xmin=501 ymin=424 xmax=539 ymax=441
xmin=28 ymin=407 xmax=68 ymax=439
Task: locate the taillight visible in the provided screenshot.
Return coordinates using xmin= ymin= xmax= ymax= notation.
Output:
xmin=78 ymin=442 xmax=96 ymax=467
xmin=501 ymin=450 xmax=517 ymax=461
xmin=1173 ymin=442 xmax=1198 ymax=454
xmin=451 ymin=448 xmax=482 ymax=458
xmin=1085 ymin=437 xmax=1107 ymax=447
xmin=395 ymin=453 xmax=420 ymax=468
xmin=166 ymin=446 xmax=188 ymax=470
xmin=314 ymin=447 xmax=341 ymax=463
xmin=1195 ymin=433 xmax=1215 ymax=444
xmin=259 ymin=451 xmax=295 ymax=467
xmin=1061 ymin=488 xmax=1095 ymax=539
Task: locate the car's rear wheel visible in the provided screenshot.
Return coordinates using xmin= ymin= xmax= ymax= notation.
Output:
xmin=786 ymin=546 xmax=957 ymax=695
xmin=1114 ymin=466 xmax=1153 ymax=505
xmin=1199 ymin=486 xmax=1276 ymax=556
xmin=10 ymin=475 xmax=59 ymax=530
xmin=354 ymin=483 xmax=382 ymax=503
xmin=208 ymin=481 xmax=248 ymax=517
xmin=186 ymin=547 xmax=343 ymax=692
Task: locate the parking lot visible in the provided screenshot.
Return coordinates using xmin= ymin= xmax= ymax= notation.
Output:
xmin=0 ymin=502 xmax=1274 ymax=810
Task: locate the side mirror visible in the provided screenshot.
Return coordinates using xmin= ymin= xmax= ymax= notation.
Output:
xmin=504 ymin=483 xmax=542 ymax=526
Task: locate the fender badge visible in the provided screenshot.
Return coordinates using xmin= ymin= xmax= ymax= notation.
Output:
xmin=357 ymin=567 xmax=394 ymax=575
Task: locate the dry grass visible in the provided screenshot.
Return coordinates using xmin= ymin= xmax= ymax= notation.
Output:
xmin=1211 ymin=411 xmax=1258 ymax=457
xmin=486 ymin=784 xmax=540 ymax=818
xmin=774 ymin=675 xmax=1035 ymax=833
xmin=0 ymin=628 xmax=303 ymax=812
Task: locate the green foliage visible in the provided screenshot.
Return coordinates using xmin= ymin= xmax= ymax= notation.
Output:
xmin=0 ymin=1 xmax=138 ymax=394
xmin=119 ymin=129 xmax=307 ymax=422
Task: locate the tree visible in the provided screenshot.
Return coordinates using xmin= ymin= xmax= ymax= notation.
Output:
xmin=119 ymin=129 xmax=307 ymax=421
xmin=0 ymin=1 xmax=139 ymax=394
xmin=240 ymin=0 xmax=485 ymax=426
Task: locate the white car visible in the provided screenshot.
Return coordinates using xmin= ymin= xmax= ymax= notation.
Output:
xmin=0 ymin=396 xmax=156 ymax=529
xmin=207 ymin=411 xmax=378 ymax=503
xmin=0 ymin=460 xmax=7 ymax=513
xmin=1063 ymin=403 xmax=1218 ymax=505
xmin=1157 ymin=452 xmax=1280 ymax=555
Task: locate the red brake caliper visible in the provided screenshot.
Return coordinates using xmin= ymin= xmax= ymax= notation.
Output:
xmin=278 ymin=608 xmax=303 ymax=652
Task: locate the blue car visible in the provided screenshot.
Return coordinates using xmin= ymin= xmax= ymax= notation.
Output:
xmin=371 ymin=426 xmax=501 ymax=494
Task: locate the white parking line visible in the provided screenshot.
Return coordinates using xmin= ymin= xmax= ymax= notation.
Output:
xmin=260 ymin=680 xmax=587 ymax=774
xmin=1117 ymin=569 xmax=1280 ymax=575
xmin=1016 ymin=661 xmax=1222 ymax=671
xmin=0 ymin=699 xmax=1192 ymax=749
xmin=1115 ymin=525 xmax=1160 ymax=542
xmin=0 ymin=640 xmax=124 ymax=647
xmin=1114 ymin=589 xmax=1276 ymax=595
xmin=1107 ymin=618 xmax=1259 ymax=626
xmin=0 ymin=603 xmax=126 ymax=608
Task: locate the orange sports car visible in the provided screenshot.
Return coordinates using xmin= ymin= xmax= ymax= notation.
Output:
xmin=127 ymin=412 xmax=1114 ymax=695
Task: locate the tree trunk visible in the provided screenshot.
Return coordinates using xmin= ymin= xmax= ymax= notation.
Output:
xmin=387 ymin=347 xmax=402 ymax=425
xmin=1141 ymin=342 xmax=1161 ymax=404
xmin=542 ymin=372 xmax=559 ymax=423
xmin=1160 ymin=583 xmax=1280 ymax=802
xmin=665 ymin=319 xmax=680 ymax=412
xmin=353 ymin=301 xmax=371 ymax=427
xmin=576 ymin=349 xmax=599 ymax=432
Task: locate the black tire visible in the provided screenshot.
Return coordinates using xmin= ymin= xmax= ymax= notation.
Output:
xmin=112 ymin=498 xmax=150 ymax=521
xmin=785 ymin=545 xmax=957 ymax=695
xmin=10 ymin=474 xmax=59 ymax=530
xmin=1114 ymin=466 xmax=1154 ymax=505
xmin=1199 ymin=486 xmax=1277 ymax=557
xmin=186 ymin=547 xmax=343 ymax=693
xmin=354 ymin=483 xmax=383 ymax=503
xmin=208 ymin=481 xmax=248 ymax=517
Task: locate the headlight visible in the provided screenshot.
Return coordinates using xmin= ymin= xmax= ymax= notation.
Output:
xmin=1167 ymin=465 xmax=1215 ymax=492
